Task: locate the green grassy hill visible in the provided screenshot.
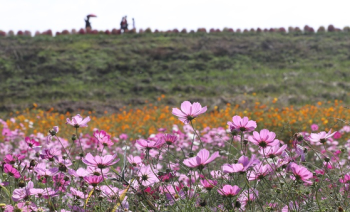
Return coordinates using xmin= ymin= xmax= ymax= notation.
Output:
xmin=1 ymin=32 xmax=350 ymax=115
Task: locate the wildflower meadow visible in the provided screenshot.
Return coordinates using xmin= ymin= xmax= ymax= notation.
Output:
xmin=0 ymin=100 xmax=350 ymax=211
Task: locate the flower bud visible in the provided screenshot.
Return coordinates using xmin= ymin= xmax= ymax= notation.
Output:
xmin=72 ymin=134 xmax=77 ymax=141
xmin=165 ymin=168 xmax=171 ymax=173
xmin=18 ymin=181 xmax=25 ymax=187
xmin=199 ymin=199 xmax=206 ymax=207
xmin=324 ymin=157 xmax=330 ymax=162
xmin=189 ymin=152 xmax=194 ymax=157
xmin=235 ymin=201 xmax=241 ymax=208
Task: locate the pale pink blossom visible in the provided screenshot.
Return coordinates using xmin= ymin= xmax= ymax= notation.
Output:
xmin=66 ymin=114 xmax=91 ymax=128
xmin=222 ymin=155 xmax=260 ymax=174
xmin=227 ymin=115 xmax=257 ymax=133
xmin=308 ymin=129 xmax=336 ymax=144
xmin=183 ymin=149 xmax=219 ymax=169
xmin=258 ymin=143 xmax=287 ymax=158
xmin=172 ymin=101 xmax=207 ymax=124
xmin=82 ymin=153 xmax=119 ymax=169
xmin=137 ymin=165 xmax=159 ymax=186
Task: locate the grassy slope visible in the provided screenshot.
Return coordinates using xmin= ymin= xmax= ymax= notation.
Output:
xmin=1 ymin=32 xmax=350 ymax=115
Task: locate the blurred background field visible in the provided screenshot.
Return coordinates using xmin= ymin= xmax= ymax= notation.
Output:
xmin=1 ymin=31 xmax=350 ymax=117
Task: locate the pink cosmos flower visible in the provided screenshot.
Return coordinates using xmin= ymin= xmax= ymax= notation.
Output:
xmin=288 ymin=162 xmax=313 ymax=184
xmin=222 ymin=155 xmax=260 ymax=174
xmin=217 ymin=185 xmax=241 ymax=197
xmin=66 ymin=114 xmax=91 ymax=128
xmin=70 ymin=187 xmax=86 ymax=199
xmin=82 ymin=153 xmax=119 ymax=169
xmin=4 ymin=164 xmax=21 ymax=179
xmin=53 ymin=173 xmax=70 ymax=192
xmin=119 ymin=133 xmax=128 ymax=140
xmin=93 ymin=130 xmax=113 ymax=147
xmin=308 ymin=129 xmax=336 ymax=144
xmin=40 ymin=148 xmax=60 ymax=161
xmin=4 ymin=154 xmax=16 ymax=164
xmin=87 ymin=166 xmax=110 ymax=177
xmin=238 ymin=189 xmax=259 ymax=210
xmin=69 ymin=167 xmax=89 ymax=179
xmin=159 ymin=173 xmax=175 ymax=182
xmin=100 ymin=185 xmax=120 ymax=199
xmin=200 ymin=179 xmax=217 ymax=191
xmin=161 ymin=134 xmax=178 ymax=145
xmin=248 ymin=129 xmax=279 ymax=148
xmin=25 ymin=137 xmax=40 ymax=148
xmin=127 ymin=155 xmax=142 ymax=167
xmin=248 ymin=163 xmax=272 ymax=181
xmin=136 ymin=139 xmax=164 ymax=150
xmin=137 ymin=165 xmax=159 ymax=186
xmin=340 ymin=174 xmax=350 ymax=183
xmin=30 ymin=188 xmax=57 ymax=199
xmin=282 ymin=201 xmax=299 ymax=212
xmin=333 ymin=131 xmax=342 ymax=139
xmin=172 ymin=101 xmax=207 ymax=124
xmin=258 ymin=143 xmax=287 ymax=158
xmin=12 ymin=181 xmax=34 ymax=202
xmin=84 ymin=176 xmax=103 ymax=187
xmin=163 ymin=185 xmax=186 ymax=205
xmin=5 ymin=202 xmax=38 ymax=212
xmin=183 ymin=149 xmax=220 ymax=170
xmin=34 ymin=163 xmax=59 ymax=178
xmin=227 ymin=116 xmax=257 ymax=133
xmin=311 ymin=124 xmax=319 ymax=131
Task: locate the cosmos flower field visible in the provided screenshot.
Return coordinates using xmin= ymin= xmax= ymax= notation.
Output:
xmin=1 ymin=100 xmax=350 ymax=211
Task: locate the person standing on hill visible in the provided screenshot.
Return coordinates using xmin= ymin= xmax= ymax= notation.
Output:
xmin=85 ymin=16 xmax=92 ymax=30
xmin=120 ymin=16 xmax=128 ymax=32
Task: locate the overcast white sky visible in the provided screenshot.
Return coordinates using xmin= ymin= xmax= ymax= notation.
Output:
xmin=1 ymin=0 xmax=350 ymax=33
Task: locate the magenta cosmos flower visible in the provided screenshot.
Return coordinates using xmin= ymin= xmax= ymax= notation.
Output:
xmin=82 ymin=153 xmax=119 ymax=169
xmin=4 ymin=164 xmax=21 ymax=179
xmin=308 ymin=129 xmax=336 ymax=144
xmin=172 ymin=101 xmax=207 ymax=124
xmin=248 ymin=129 xmax=279 ymax=148
xmin=200 ymin=179 xmax=217 ymax=191
xmin=311 ymin=124 xmax=319 ymax=131
xmin=66 ymin=114 xmax=91 ymax=128
xmin=218 ymin=185 xmax=241 ymax=197
xmin=84 ymin=176 xmax=103 ymax=187
xmin=183 ymin=149 xmax=219 ymax=170
xmin=227 ymin=115 xmax=257 ymax=133
xmin=288 ymin=162 xmax=313 ymax=184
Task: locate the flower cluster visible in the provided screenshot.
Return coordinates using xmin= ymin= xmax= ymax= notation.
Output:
xmin=0 ymin=101 xmax=349 ymax=211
